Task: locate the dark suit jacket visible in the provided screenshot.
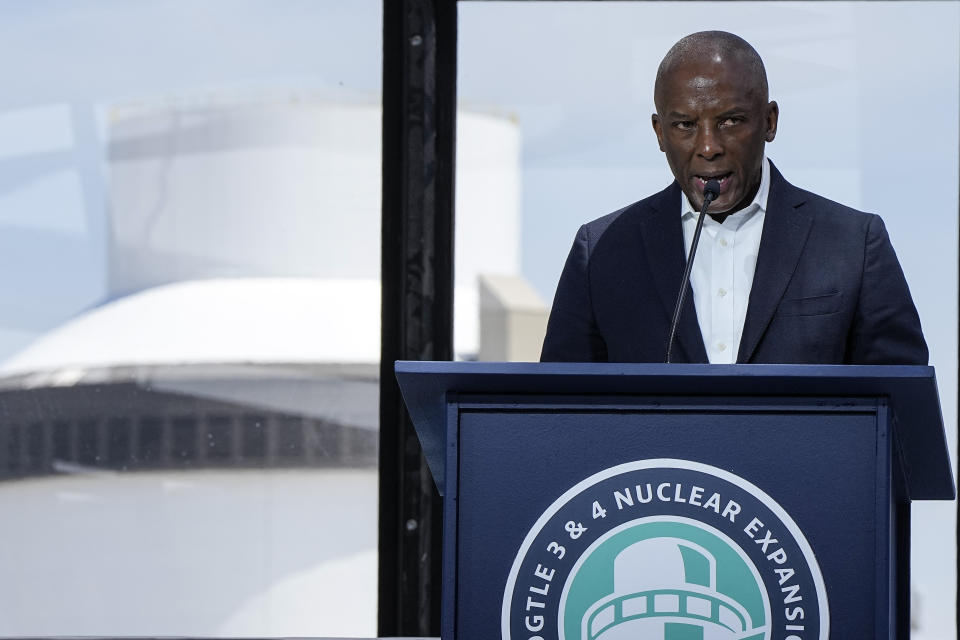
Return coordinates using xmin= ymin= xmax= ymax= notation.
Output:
xmin=540 ymin=164 xmax=928 ymax=364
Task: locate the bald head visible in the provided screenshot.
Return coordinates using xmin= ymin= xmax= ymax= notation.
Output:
xmin=654 ymin=31 xmax=768 ymax=110
xmin=650 ymin=30 xmax=778 ymax=214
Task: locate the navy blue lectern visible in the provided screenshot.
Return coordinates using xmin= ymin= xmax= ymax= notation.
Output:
xmin=396 ymin=362 xmax=954 ymax=640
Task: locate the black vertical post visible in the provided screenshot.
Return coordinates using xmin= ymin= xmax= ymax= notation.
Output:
xmin=379 ymin=0 xmax=456 ymax=636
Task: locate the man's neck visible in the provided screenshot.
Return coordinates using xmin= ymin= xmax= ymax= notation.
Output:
xmin=711 ymin=177 xmax=762 ymax=224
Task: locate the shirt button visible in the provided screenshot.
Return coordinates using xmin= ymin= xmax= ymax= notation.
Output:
xmin=717 ymin=342 xmax=727 ymax=352
xmin=719 ymin=237 xmax=729 ymax=247
xmin=717 ymin=288 xmax=727 ymax=298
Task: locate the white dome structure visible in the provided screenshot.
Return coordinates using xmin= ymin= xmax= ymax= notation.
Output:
xmin=0 ymin=278 xmax=382 ymax=376
xmin=583 ymin=538 xmax=764 ymax=640
xmin=0 ymin=92 xmax=522 ymax=638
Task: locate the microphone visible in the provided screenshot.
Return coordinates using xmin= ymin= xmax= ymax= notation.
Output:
xmin=665 ymin=179 xmax=721 ymax=363
xmin=702 ymin=179 xmax=721 ymax=203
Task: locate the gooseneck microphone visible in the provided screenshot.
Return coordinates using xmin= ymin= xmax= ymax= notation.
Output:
xmin=665 ymin=179 xmax=721 ymax=363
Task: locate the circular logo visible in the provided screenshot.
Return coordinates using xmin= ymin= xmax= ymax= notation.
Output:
xmin=502 ymin=459 xmax=828 ymax=640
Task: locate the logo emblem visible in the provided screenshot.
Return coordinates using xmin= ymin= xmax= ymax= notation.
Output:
xmin=502 ymin=460 xmax=828 ymax=640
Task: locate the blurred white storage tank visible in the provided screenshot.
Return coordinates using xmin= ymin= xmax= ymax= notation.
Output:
xmin=0 ymin=93 xmax=523 ymax=638
xmin=3 ymin=93 xmax=521 ymax=373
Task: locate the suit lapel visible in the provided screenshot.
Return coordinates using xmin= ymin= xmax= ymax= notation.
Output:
xmin=737 ymin=164 xmax=814 ymax=362
xmin=639 ymin=183 xmax=708 ymax=363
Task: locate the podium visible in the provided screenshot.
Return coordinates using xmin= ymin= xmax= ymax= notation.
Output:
xmin=396 ymin=362 xmax=955 ymax=640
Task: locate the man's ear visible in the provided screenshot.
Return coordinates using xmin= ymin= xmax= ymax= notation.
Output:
xmin=651 ymin=114 xmax=665 ymax=152
xmin=765 ymin=101 xmax=779 ymax=143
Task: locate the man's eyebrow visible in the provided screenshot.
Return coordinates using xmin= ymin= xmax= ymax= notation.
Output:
xmin=716 ymin=107 xmax=750 ymax=118
xmin=667 ymin=111 xmax=693 ymax=119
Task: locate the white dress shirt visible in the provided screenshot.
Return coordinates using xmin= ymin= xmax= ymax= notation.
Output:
xmin=681 ymin=158 xmax=771 ymax=363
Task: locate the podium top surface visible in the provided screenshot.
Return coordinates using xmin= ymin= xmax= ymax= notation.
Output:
xmin=395 ymin=361 xmax=955 ymax=500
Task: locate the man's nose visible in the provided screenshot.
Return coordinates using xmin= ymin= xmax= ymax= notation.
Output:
xmin=695 ymin=125 xmax=723 ymax=160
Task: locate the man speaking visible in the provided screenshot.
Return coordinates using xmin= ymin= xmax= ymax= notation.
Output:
xmin=540 ymin=31 xmax=927 ymax=365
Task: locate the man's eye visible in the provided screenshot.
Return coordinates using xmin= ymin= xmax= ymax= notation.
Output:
xmin=719 ymin=117 xmax=741 ymax=127
xmin=674 ymin=121 xmax=695 ymax=131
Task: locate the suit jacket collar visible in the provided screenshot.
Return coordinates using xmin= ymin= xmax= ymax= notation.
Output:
xmin=639 ymin=182 xmax=709 ymax=363
xmin=737 ymin=162 xmax=814 ymax=362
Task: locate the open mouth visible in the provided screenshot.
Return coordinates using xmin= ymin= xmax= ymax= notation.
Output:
xmin=693 ymin=173 xmax=732 ymax=192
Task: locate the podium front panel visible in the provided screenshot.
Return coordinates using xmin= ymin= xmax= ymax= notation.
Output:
xmin=446 ymin=396 xmax=894 ymax=640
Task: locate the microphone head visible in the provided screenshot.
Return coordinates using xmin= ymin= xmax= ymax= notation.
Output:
xmin=703 ymin=179 xmax=721 ymax=202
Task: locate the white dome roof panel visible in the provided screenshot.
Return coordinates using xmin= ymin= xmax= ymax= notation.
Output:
xmin=0 ymin=278 xmax=381 ymax=375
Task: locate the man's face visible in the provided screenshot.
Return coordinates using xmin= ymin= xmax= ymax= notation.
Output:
xmin=651 ymin=55 xmax=778 ymax=214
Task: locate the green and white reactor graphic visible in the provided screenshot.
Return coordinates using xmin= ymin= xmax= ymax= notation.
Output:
xmin=502 ymin=459 xmax=828 ymax=640
xmin=564 ymin=518 xmax=769 ymax=640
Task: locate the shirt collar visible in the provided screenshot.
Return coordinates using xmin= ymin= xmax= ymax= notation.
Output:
xmin=681 ymin=157 xmax=771 ymax=224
